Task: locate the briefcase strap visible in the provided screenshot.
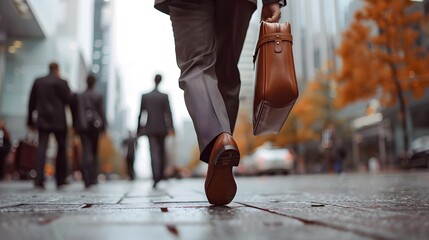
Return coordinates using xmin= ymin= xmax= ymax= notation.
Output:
xmin=253 ymin=33 xmax=293 ymax=65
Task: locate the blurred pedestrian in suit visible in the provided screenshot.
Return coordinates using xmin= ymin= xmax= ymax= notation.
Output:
xmin=0 ymin=119 xmax=11 ymax=180
xmin=137 ymin=74 xmax=174 ymax=188
xmin=122 ymin=130 xmax=137 ymax=180
xmin=154 ymin=0 xmax=285 ymax=205
xmin=335 ymin=145 xmax=346 ymax=174
xmin=321 ymin=123 xmax=336 ymax=173
xmin=72 ymin=74 xmax=107 ymax=188
xmin=27 ymin=62 xmax=73 ymax=189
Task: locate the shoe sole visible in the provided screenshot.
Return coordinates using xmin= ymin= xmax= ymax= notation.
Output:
xmin=215 ymin=145 xmax=240 ymax=166
xmin=205 ymin=146 xmax=240 ymax=205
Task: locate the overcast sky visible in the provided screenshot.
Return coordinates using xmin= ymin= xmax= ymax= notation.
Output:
xmin=115 ymin=0 xmax=189 ymax=132
xmin=115 ymin=0 xmax=191 ymax=178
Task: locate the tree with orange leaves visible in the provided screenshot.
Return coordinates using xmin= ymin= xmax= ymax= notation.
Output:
xmin=335 ymin=0 xmax=429 ymax=156
xmin=279 ymin=64 xmax=338 ymax=146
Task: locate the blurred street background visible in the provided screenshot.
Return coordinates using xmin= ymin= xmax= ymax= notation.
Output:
xmin=0 ymin=172 xmax=428 ymax=240
xmin=0 ymin=0 xmax=429 ymax=191
xmin=1 ymin=0 xmax=429 ymax=239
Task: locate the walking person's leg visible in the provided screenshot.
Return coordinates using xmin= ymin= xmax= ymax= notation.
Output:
xmin=169 ymin=0 xmax=245 ymax=205
xmin=148 ymin=135 xmax=162 ymax=187
xmin=169 ymin=0 xmax=230 ymax=163
xmin=54 ymin=131 xmax=68 ymax=187
xmin=127 ymin=156 xmax=135 ymax=180
xmin=90 ymin=130 xmax=100 ymax=185
xmin=158 ymin=135 xmax=166 ymax=180
xmin=35 ymin=130 xmax=50 ymax=187
xmin=0 ymin=153 xmax=6 ymax=180
xmin=215 ymin=0 xmax=255 ymax=132
xmin=79 ymin=133 xmax=92 ymax=187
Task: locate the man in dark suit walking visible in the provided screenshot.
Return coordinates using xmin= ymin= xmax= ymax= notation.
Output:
xmin=137 ymin=74 xmax=174 ymax=188
xmin=154 ymin=0 xmax=285 ymax=205
xmin=27 ymin=62 xmax=73 ymax=189
xmin=122 ymin=130 xmax=137 ymax=181
xmin=74 ymin=74 xmax=107 ymax=188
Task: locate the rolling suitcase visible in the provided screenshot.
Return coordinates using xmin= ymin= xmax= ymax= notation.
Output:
xmin=15 ymin=134 xmax=38 ymax=179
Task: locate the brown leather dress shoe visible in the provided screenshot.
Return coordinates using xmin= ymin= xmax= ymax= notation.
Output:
xmin=205 ymin=133 xmax=240 ymax=205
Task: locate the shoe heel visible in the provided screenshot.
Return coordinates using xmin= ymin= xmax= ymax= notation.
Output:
xmin=215 ymin=146 xmax=240 ymax=166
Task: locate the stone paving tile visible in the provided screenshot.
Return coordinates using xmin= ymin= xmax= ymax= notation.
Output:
xmin=235 ymin=191 xmax=429 ymax=216
xmin=240 ymin=201 xmax=429 ymax=240
xmin=0 ymin=206 xmax=371 ymax=240
xmin=0 ymin=204 xmax=85 ymax=212
xmin=153 ymin=194 xmax=208 ymax=203
xmin=94 ymin=201 xmax=243 ymax=210
xmin=0 ymin=193 xmax=122 ymax=205
xmin=1 ymin=172 xmax=428 ymax=240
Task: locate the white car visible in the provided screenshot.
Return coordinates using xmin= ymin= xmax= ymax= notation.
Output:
xmin=407 ymin=136 xmax=429 ymax=168
xmin=243 ymin=144 xmax=295 ymax=175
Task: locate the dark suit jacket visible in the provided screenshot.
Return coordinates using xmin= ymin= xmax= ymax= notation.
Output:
xmin=154 ymin=0 xmax=287 ymax=14
xmin=27 ymin=74 xmax=73 ymax=131
xmin=71 ymin=89 xmax=107 ymax=132
xmin=137 ymin=88 xmax=174 ymax=136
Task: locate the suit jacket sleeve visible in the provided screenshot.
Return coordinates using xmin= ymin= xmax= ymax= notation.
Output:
xmin=27 ymin=80 xmax=37 ymax=127
xmin=57 ymin=79 xmax=73 ymax=105
xmin=97 ymin=94 xmax=108 ymax=131
xmin=164 ymin=95 xmax=174 ymax=131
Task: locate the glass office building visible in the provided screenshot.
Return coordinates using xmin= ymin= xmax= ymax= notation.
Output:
xmin=0 ymin=0 xmax=94 ymax=140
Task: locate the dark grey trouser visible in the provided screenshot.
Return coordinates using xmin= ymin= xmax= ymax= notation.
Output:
xmin=169 ymin=0 xmax=255 ymax=163
xmin=126 ymin=155 xmax=135 ymax=180
xmin=148 ymin=135 xmax=166 ymax=184
xmin=36 ymin=130 xmax=67 ymax=185
xmin=79 ymin=129 xmax=100 ymax=186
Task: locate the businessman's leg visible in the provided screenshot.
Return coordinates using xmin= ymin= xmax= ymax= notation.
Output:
xmin=35 ymin=130 xmax=49 ymax=187
xmin=149 ymin=135 xmax=163 ymax=187
xmin=215 ymin=0 xmax=255 ymax=132
xmin=54 ymin=131 xmax=68 ymax=186
xmin=169 ymin=0 xmax=231 ymax=163
xmin=79 ymin=133 xmax=92 ymax=187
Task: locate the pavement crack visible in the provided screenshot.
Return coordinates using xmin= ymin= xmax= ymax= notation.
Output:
xmin=116 ymin=187 xmax=134 ymax=204
xmin=313 ymin=201 xmax=414 ymax=216
xmin=0 ymin=203 xmax=26 ymax=209
xmin=310 ymin=203 xmax=326 ymax=207
xmin=236 ymin=201 xmax=389 ymax=240
xmin=81 ymin=203 xmax=93 ymax=209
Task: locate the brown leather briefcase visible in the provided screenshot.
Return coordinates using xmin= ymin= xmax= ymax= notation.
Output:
xmin=253 ymin=21 xmax=299 ymax=135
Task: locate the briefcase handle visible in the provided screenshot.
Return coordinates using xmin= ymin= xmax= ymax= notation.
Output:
xmin=253 ymin=21 xmax=293 ymax=65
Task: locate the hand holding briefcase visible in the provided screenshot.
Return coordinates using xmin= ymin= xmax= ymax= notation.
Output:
xmin=253 ymin=21 xmax=299 ymax=135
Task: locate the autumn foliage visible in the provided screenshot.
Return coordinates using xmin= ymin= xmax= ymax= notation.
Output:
xmin=335 ymin=0 xmax=429 ymax=154
xmin=279 ymin=65 xmax=337 ymax=145
xmin=233 ymin=64 xmax=337 ymax=155
xmin=336 ymin=0 xmax=429 ymax=107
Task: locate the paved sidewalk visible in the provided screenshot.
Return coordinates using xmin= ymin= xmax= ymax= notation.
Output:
xmin=1 ymin=172 xmax=428 ymax=240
